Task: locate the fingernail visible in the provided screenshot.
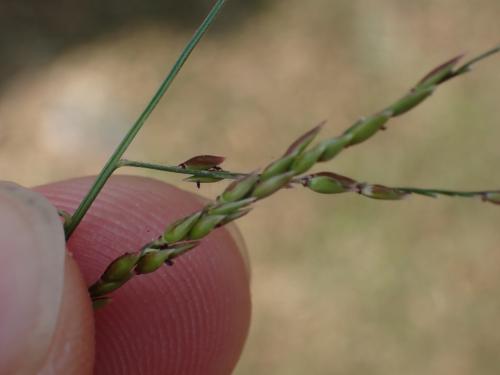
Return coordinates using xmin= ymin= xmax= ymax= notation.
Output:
xmin=0 ymin=182 xmax=66 ymax=375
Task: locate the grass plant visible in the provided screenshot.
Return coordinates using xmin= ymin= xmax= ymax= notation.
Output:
xmin=54 ymin=0 xmax=499 ymax=306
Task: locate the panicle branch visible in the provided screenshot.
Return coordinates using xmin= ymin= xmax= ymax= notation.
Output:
xmin=89 ymin=45 xmax=500 ymax=307
xmin=301 ymin=171 xmax=500 ymax=203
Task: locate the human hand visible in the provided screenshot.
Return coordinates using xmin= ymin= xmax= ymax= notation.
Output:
xmin=0 ymin=176 xmax=251 ymax=375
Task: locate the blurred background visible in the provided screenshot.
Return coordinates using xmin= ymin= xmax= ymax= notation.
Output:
xmin=1 ymin=0 xmax=500 ymax=373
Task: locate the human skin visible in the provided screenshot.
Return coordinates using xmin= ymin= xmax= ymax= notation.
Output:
xmin=0 ymin=175 xmax=251 ymax=374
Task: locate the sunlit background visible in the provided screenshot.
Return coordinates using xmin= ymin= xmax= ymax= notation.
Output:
xmin=1 ymin=0 xmax=500 ymax=373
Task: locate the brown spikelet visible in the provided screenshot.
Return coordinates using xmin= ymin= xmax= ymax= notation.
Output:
xmin=179 ymin=155 xmax=225 ymax=169
xmin=284 ymin=121 xmax=325 ymax=156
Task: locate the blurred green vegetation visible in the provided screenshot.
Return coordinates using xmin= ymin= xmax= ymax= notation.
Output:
xmin=0 ymin=0 xmax=267 ymax=87
xmin=1 ymin=0 xmax=500 ymax=374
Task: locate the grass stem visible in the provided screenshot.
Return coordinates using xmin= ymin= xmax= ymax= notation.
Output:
xmin=118 ymin=159 xmax=245 ymax=180
xmin=64 ymin=0 xmax=227 ymax=238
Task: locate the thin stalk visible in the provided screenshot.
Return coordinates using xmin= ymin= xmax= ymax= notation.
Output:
xmin=118 ymin=159 xmax=245 ymax=180
xmin=120 ymin=160 xmax=499 ymax=201
xmin=449 ymin=44 xmax=500 ymax=78
xmin=396 ymin=187 xmax=497 ymax=198
xmin=64 ymin=0 xmax=227 ymax=238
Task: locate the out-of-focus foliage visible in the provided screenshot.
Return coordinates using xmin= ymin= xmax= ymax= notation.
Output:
xmin=0 ymin=0 xmax=268 ymax=86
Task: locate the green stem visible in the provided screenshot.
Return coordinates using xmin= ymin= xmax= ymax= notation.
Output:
xmin=119 ymin=160 xmax=500 ymax=201
xmin=450 ymin=44 xmax=500 ymax=78
xmin=118 ymin=159 xmax=246 ymax=180
xmin=396 ymin=187 xmax=495 ymax=198
xmin=64 ymin=0 xmax=227 ymax=238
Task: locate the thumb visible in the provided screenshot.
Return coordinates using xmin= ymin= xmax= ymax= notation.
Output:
xmin=0 ymin=182 xmax=94 ymax=375
xmin=36 ymin=175 xmax=251 ymax=375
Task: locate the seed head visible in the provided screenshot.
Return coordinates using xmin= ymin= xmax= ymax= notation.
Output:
xmin=283 ymin=122 xmax=325 ymax=157
xmin=179 ymin=155 xmax=225 ymax=170
xmin=261 ymin=155 xmax=296 ymax=181
xmin=92 ymin=297 xmax=111 ymax=310
xmin=359 ymin=184 xmax=408 ymax=200
xmin=218 ymin=208 xmax=252 ymax=226
xmin=209 ymin=197 xmax=256 ymax=216
xmin=251 ymin=171 xmax=296 ymax=199
xmin=219 ymin=172 xmax=260 ymax=202
xmin=167 ymin=241 xmax=200 ymax=259
xmin=305 ymin=172 xmax=357 ymax=194
xmin=89 ymin=272 xmax=134 ymax=298
xmin=317 ymin=134 xmax=353 ymax=162
xmin=101 ymin=253 xmax=140 ymax=282
xmin=390 ymin=86 xmax=435 ymax=117
xmin=417 ymin=54 xmax=464 ymax=88
xmin=189 ymin=214 xmax=226 ymax=240
xmin=136 ymin=242 xmax=199 ymax=274
xmin=344 ymin=110 xmax=392 ymax=146
xmin=291 ymin=142 xmax=327 ymax=175
xmin=135 ymin=249 xmax=171 ymax=274
xmin=163 ymin=211 xmax=203 ymax=243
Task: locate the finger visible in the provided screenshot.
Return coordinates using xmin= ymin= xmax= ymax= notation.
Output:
xmin=37 ymin=254 xmax=95 ymax=375
xmin=35 ymin=175 xmax=251 ymax=375
xmin=0 ymin=183 xmax=94 ymax=375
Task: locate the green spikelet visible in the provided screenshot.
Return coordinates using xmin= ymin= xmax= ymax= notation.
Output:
xmin=283 ymin=122 xmax=324 ymax=157
xmin=416 ymin=54 xmax=463 ymax=89
xmin=218 ymin=208 xmax=252 ymax=226
xmin=101 ymin=253 xmax=140 ymax=282
xmin=189 ymin=215 xmax=226 ymax=240
xmin=135 ymin=250 xmax=171 ymax=274
xmin=390 ymin=86 xmax=435 ymax=117
xmin=291 ymin=143 xmax=327 ymax=175
xmin=261 ymin=155 xmax=296 ymax=180
xmin=344 ymin=111 xmax=392 ymax=146
xmin=163 ymin=211 xmax=203 ymax=243
xmin=219 ymin=172 xmax=260 ymax=202
xmin=89 ymin=272 xmax=134 ymax=298
xmin=251 ymin=172 xmax=296 ymax=199
xmin=92 ymin=297 xmax=111 ymax=310
xmin=209 ymin=198 xmax=256 ymax=215
xmin=317 ymin=134 xmax=353 ymax=162
xmin=305 ymin=172 xmax=357 ymax=194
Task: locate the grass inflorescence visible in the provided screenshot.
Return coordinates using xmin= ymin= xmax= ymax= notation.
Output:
xmin=53 ymin=0 xmax=500 ymax=306
xmin=87 ymin=43 xmax=500 ymax=305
